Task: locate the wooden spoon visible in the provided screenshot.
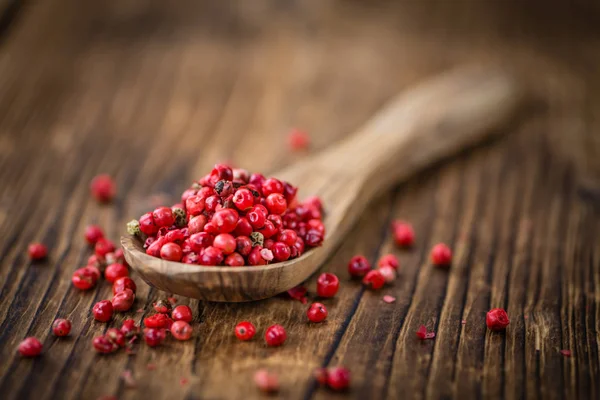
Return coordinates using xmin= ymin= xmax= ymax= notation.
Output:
xmin=122 ymin=66 xmax=525 ymax=302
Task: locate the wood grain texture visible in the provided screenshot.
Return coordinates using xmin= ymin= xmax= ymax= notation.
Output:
xmin=0 ymin=0 xmax=599 ymax=399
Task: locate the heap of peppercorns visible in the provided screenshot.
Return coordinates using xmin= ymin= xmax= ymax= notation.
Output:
xmin=126 ymin=164 xmax=325 ymax=266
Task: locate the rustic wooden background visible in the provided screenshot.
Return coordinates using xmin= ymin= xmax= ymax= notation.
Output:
xmin=0 ymin=1 xmax=599 ymax=399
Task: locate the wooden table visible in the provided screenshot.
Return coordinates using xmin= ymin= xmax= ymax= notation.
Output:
xmin=1 ymin=1 xmax=599 ymax=399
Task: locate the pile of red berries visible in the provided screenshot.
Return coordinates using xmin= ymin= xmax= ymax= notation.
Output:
xmin=127 ymin=164 xmax=325 ymax=266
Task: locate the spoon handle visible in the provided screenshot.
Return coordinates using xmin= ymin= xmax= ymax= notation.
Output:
xmin=281 ymin=66 xmax=525 ymax=254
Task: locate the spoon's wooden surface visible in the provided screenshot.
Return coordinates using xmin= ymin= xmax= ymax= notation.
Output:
xmin=122 ymin=66 xmax=525 ymax=302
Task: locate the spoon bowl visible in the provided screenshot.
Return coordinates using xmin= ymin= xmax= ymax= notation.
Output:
xmin=122 ymin=65 xmax=525 ymax=302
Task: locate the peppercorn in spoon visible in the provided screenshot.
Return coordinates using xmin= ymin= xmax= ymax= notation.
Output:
xmin=122 ymin=66 xmax=525 ymax=302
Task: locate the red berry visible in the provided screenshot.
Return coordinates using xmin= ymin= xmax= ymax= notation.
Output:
xmin=254 ymin=369 xmax=279 ymax=393
xmin=233 ymin=217 xmax=253 ymax=237
xmin=317 ymin=273 xmax=339 ymax=298
xmin=377 ymin=254 xmax=399 ymax=270
xmin=210 ymin=164 xmax=233 ymax=184
xmin=272 ymin=242 xmax=291 ymax=262
xmin=28 ymin=243 xmax=47 ymax=261
xmin=199 ymin=246 xmax=224 ymax=265
xmin=52 ymin=319 xmax=72 ymax=337
xmin=288 ymin=128 xmax=310 ymax=151
xmin=188 ymin=215 xmax=207 ymax=234
xmin=87 ymin=254 xmax=105 ymax=269
xmin=104 ymin=263 xmax=129 ymax=283
xmin=105 ymin=249 xmax=125 ymax=265
xmin=249 ymin=173 xmax=266 ymax=188
xmin=171 ymin=305 xmax=193 ymax=322
xmin=431 ymin=243 xmax=452 ymax=266
xmin=90 ymin=174 xmax=116 ymax=202
xmin=93 ymin=300 xmax=114 ymax=322
xmin=112 ymin=288 xmax=135 ymax=312
xmin=247 ymin=207 xmax=266 ymax=229
xmin=303 ymin=196 xmax=323 ymax=212
xmin=267 ymin=214 xmax=283 ymax=231
xmin=236 ymin=236 xmax=252 ymax=256
xmin=235 ymin=321 xmax=256 ymax=341
xmin=95 ymin=238 xmax=116 ymax=258
xmin=121 ymin=319 xmax=140 ymax=337
xmin=84 ymin=225 xmax=104 ymax=245
xmin=181 ymin=188 xmax=198 ymax=204
xmin=486 ymin=308 xmax=510 ymax=331
xmin=152 ymin=206 xmax=175 ymax=227
xmin=314 ymin=368 xmax=328 ymax=385
xmin=233 ymin=168 xmax=250 ymax=182
xmin=304 ymin=229 xmax=324 ymax=247
xmin=212 ymin=209 xmax=239 ymax=233
xmin=326 ymin=367 xmax=350 ymax=391
xmin=72 ymin=266 xmax=99 ymax=290
xmin=185 ymin=195 xmax=206 ymax=216
xmin=105 ymin=328 xmax=126 ymax=347
xmin=283 ymin=182 xmax=298 ymax=204
xmin=214 ymin=179 xmax=234 ymax=197
xmin=171 ymin=321 xmax=193 ymax=341
xmin=307 ymin=303 xmax=328 ymax=323
xmin=258 ymin=220 xmax=278 ymax=239
xmin=307 ymin=219 xmax=325 ymax=234
xmin=378 ymin=265 xmax=396 ymax=283
xmin=262 ymin=178 xmax=284 ymax=196
xmin=232 ymin=188 xmax=254 ymax=211
xmin=277 ymin=229 xmax=298 ymax=247
xmin=348 ymin=255 xmax=370 ymax=277
xmin=93 ymin=335 xmax=118 ymax=354
xmin=392 ymin=221 xmax=415 ymax=247
xmin=113 ymin=276 xmax=137 ymax=295
xmin=362 ymin=270 xmax=385 ymax=290
xmin=18 ymin=337 xmax=43 ymax=357
xmin=265 ymin=193 xmax=287 ymax=215
xmin=160 ymin=242 xmax=183 ymax=261
xmin=144 ymin=313 xmax=173 ymax=329
xmin=293 ymin=237 xmax=305 ymax=256
xmin=264 ymin=324 xmax=286 ymax=347
xmin=143 ymin=328 xmax=166 ymax=347
xmin=225 ymin=252 xmax=245 ymax=266
xmin=189 ymin=232 xmax=214 ymax=252
xmin=153 ymin=299 xmax=172 ymax=314
xmin=139 ymin=212 xmax=159 ymax=235
xmin=213 ymin=233 xmax=236 ymax=255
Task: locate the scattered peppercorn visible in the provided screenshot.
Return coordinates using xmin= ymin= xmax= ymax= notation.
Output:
xmin=348 ymin=255 xmax=371 ymax=278
xmin=486 ymin=308 xmax=510 ymax=331
xmin=316 ymin=273 xmax=339 ymax=298
xmin=52 ymin=319 xmax=72 ymax=337
xmin=431 ymin=243 xmax=452 ymax=266
xmin=171 ymin=305 xmax=193 ymax=322
xmin=307 ymin=303 xmax=328 ymax=323
xmin=362 ymin=269 xmax=385 ymax=290
xmin=235 ymin=321 xmax=257 ymax=341
xmin=90 ymin=174 xmax=116 ymax=203
xmin=265 ymin=324 xmax=287 ymax=347
xmin=391 ymin=221 xmax=415 ymax=247
xmin=254 ymin=369 xmax=279 ymax=393
xmin=326 ymin=367 xmax=350 ymax=391
xmin=18 ymin=337 xmax=43 ymax=357
xmin=171 ymin=321 xmax=193 ymax=341
xmin=92 ymin=300 xmax=114 ymax=322
xmin=28 ymin=243 xmax=48 ymax=261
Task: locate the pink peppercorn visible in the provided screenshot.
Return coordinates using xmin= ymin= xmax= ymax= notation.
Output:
xmin=90 ymin=174 xmax=116 ymax=203
xmin=392 ymin=221 xmax=415 ymax=247
xmin=18 ymin=337 xmax=43 ymax=357
xmin=431 ymin=243 xmax=452 ymax=266
xmin=486 ymin=308 xmax=510 ymax=331
xmin=265 ymin=324 xmax=287 ymax=347
xmin=28 ymin=243 xmax=48 ymax=261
